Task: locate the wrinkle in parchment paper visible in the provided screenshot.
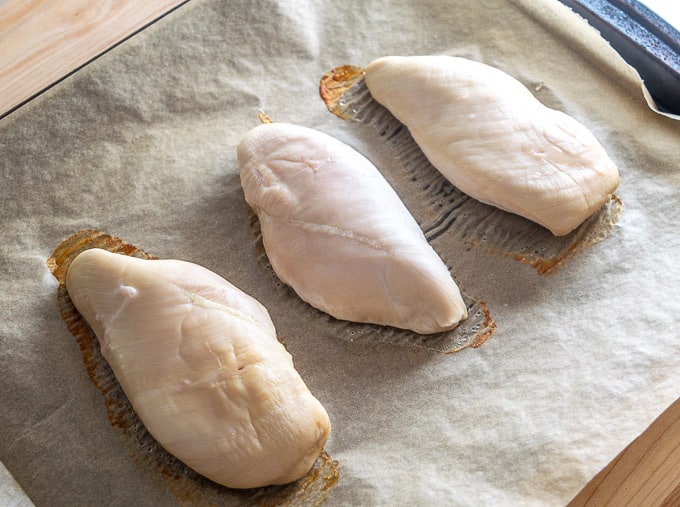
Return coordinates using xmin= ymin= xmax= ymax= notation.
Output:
xmin=1 ymin=0 xmax=679 ymax=505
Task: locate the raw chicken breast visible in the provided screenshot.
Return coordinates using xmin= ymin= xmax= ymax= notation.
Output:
xmin=238 ymin=122 xmax=467 ymax=334
xmin=364 ymin=55 xmax=620 ymax=236
xmin=66 ymin=248 xmax=330 ymax=489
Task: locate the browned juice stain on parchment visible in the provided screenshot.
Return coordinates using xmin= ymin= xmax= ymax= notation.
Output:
xmin=319 ymin=65 xmax=365 ymax=117
xmin=47 ymin=229 xmax=339 ymax=507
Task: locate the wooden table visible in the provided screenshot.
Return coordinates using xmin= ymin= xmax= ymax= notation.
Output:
xmin=0 ymin=0 xmax=187 ymax=118
xmin=0 ymin=1 xmax=678 ymax=504
xmin=569 ymin=398 xmax=680 ymax=506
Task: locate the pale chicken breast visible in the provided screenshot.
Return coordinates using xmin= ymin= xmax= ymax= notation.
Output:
xmin=66 ymin=248 xmax=330 ymax=489
xmin=364 ymin=55 xmax=620 ymax=236
xmin=238 ymin=122 xmax=467 ymax=334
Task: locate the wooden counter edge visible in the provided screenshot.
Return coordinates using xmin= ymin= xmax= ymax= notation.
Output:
xmin=569 ymin=397 xmax=680 ymax=506
xmin=0 ymin=0 xmax=188 ymax=119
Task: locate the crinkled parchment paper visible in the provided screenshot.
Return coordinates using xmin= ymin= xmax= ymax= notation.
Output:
xmin=1 ymin=0 xmax=679 ymax=505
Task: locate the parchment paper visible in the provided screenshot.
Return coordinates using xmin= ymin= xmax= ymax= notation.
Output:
xmin=1 ymin=0 xmax=679 ymax=505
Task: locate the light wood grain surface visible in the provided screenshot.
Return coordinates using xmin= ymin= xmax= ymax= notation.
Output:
xmin=0 ymin=0 xmax=677 ymax=505
xmin=569 ymin=397 xmax=680 ymax=506
xmin=0 ymin=0 xmax=186 ymax=118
